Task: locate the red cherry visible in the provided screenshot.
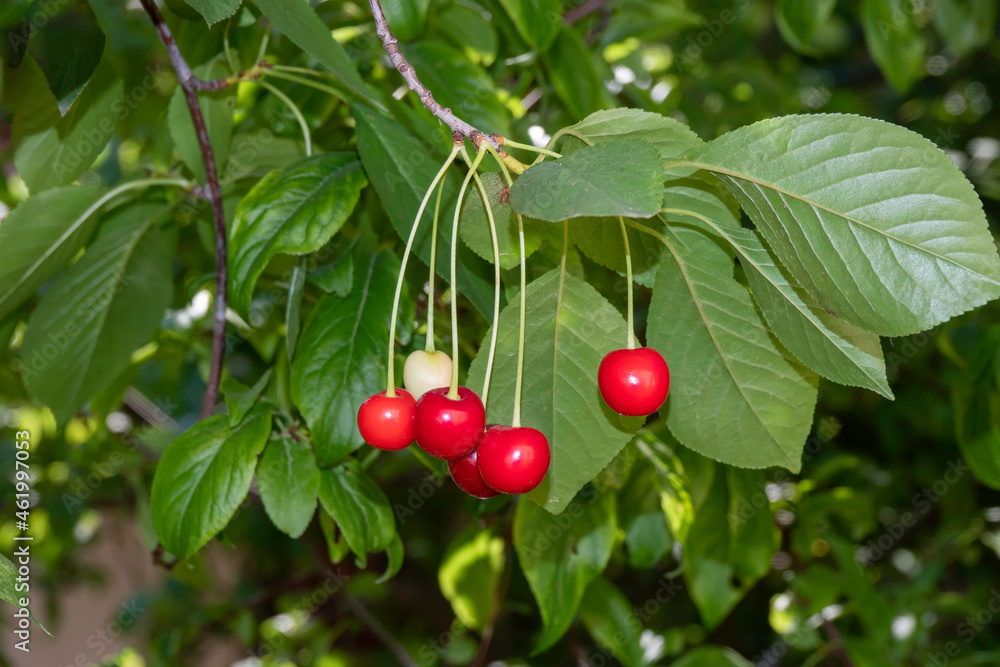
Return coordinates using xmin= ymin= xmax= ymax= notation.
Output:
xmin=448 ymin=448 xmax=500 ymax=499
xmin=357 ymin=389 xmax=416 ymax=450
xmin=413 ymin=386 xmax=486 ymax=460
xmin=598 ymin=347 xmax=670 ymax=416
xmin=477 ymin=425 xmax=550 ymax=494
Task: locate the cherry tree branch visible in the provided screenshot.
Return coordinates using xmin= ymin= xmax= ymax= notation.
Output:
xmin=139 ymin=0 xmax=228 ymax=418
xmin=368 ymin=0 xmax=526 ymax=172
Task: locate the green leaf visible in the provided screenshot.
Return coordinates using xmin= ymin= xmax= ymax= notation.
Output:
xmin=310 ymin=253 xmax=353 ymax=297
xmin=511 ymin=140 xmax=664 ymax=222
xmin=317 ymin=459 xmax=397 ymax=570
xmin=291 ymin=251 xmax=396 ymax=467
xmin=460 ymin=172 xmax=543 ymax=270
xmin=497 ymin=0 xmax=562 ymax=52
xmin=379 ymin=0 xmax=430 ymax=40
xmin=860 ymin=0 xmax=926 ymax=93
xmin=579 ymin=577 xmax=647 ymax=667
xmin=670 ymin=646 xmax=753 ymax=667
xmin=726 ymin=468 xmax=776 ymax=580
xmin=711 ymin=224 xmax=892 ymax=398
xmin=250 ymin=0 xmax=380 ymax=108
xmin=0 ymin=552 xmax=47 ymax=633
xmin=636 ymin=436 xmax=694 ymax=545
xmin=228 ymin=152 xmax=367 ymax=318
xmin=687 ymin=114 xmax=1000 ymax=337
xmin=257 ymin=435 xmax=321 ymax=538
xmin=438 ymin=525 xmax=505 ymax=631
xmin=0 ymin=185 xmax=106 ymax=321
xmin=468 ymin=268 xmax=642 ymax=513
xmin=184 ymin=0 xmax=242 ymax=26
xmin=647 ymin=225 xmax=818 ymax=472
xmin=402 ymin=42 xmax=508 ymax=135
xmin=21 ymin=204 xmax=174 ymax=424
xmin=953 ymin=329 xmax=1000 ymax=489
xmin=353 ymin=103 xmax=493 ymax=317
xmin=168 ymin=60 xmax=235 ymax=185
xmin=514 ymin=489 xmax=616 ymax=653
xmin=933 ymin=0 xmax=996 ymax=56
xmin=553 ymin=108 xmax=704 ymax=161
xmin=431 ymin=2 xmax=497 ymax=65
xmin=222 ymin=369 xmax=272 ymax=427
xmin=774 ymin=0 xmax=838 ymax=53
xmin=828 ymin=534 xmax=891 ymax=643
xmin=151 ymin=405 xmax=272 ymax=560
xmin=9 ymin=56 xmax=122 ymax=192
xmin=27 ymin=2 xmax=105 ymax=115
xmin=545 ymin=29 xmax=613 ymax=120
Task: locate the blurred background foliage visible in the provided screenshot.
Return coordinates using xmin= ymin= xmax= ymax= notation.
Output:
xmin=0 ymin=0 xmax=999 ymax=666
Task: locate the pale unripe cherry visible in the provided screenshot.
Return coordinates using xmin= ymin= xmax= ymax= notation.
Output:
xmin=403 ymin=350 xmax=453 ymax=399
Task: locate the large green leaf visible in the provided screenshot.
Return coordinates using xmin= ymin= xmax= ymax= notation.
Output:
xmin=552 ymin=108 xmax=704 ymax=161
xmin=9 ymin=56 xmax=122 ymax=192
xmin=647 ymin=225 xmax=818 ymax=471
xmin=579 ymin=577 xmax=648 ymax=667
xmin=709 ymin=223 xmax=892 ymax=398
xmin=184 ymin=0 xmax=242 ymax=26
xmin=168 ymin=60 xmax=235 ymax=185
xmin=497 ymin=0 xmax=562 ymax=52
xmin=685 ymin=114 xmax=1000 ymax=337
xmin=514 ymin=489 xmax=616 ymax=653
xmin=291 ymin=251 xmax=397 ymax=467
xmin=250 ymin=0 xmax=380 ymax=107
xmin=151 ymin=405 xmax=272 ymax=560
xmin=774 ymin=0 xmax=838 ymax=53
xmin=860 ymin=0 xmax=926 ymax=93
xmin=27 ymin=2 xmax=105 ymax=115
xmin=468 ymin=268 xmax=642 ymax=513
xmin=21 ymin=205 xmax=174 ymax=424
xmin=353 ymin=103 xmax=493 ymax=317
xmin=460 ymin=171 xmax=543 ymax=270
xmin=0 ymin=186 xmax=106 ymax=321
xmin=257 ymin=435 xmax=320 ymax=538
xmin=228 ymin=152 xmax=367 ymax=317
xmin=510 ymin=140 xmax=664 ymax=221
xmin=438 ymin=525 xmax=505 ymax=631
xmin=317 ymin=459 xmax=397 ymax=571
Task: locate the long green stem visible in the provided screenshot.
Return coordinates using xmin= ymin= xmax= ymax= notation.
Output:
xmin=262 ymin=69 xmax=345 ymax=99
xmin=448 ymin=148 xmax=488 ymax=399
xmin=618 ymin=216 xmax=636 ymax=349
xmin=270 ymin=64 xmax=340 ymax=81
xmin=460 ymin=147 xmax=502 ymax=406
xmin=223 ymin=20 xmax=238 ymax=74
xmin=425 ymin=178 xmax=446 ymax=354
xmin=255 ymin=24 xmax=272 ymax=64
xmin=483 ymin=144 xmax=526 ymax=427
xmin=387 ymin=145 xmax=461 ymax=397
xmin=258 ymin=80 xmax=312 ymax=156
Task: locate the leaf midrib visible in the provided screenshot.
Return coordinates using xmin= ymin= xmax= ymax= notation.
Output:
xmin=673 ymin=160 xmax=1000 ymax=287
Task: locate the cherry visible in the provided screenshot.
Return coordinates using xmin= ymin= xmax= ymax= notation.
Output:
xmin=357 ymin=389 xmax=416 ymax=451
xmin=448 ymin=447 xmax=500 ymax=499
xmin=403 ymin=350 xmax=453 ymax=399
xmin=477 ymin=425 xmax=550 ymax=494
xmin=598 ymin=347 xmax=670 ymax=417
xmin=413 ymin=386 xmax=486 ymax=460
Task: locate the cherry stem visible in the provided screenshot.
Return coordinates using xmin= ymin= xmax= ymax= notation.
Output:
xmin=386 ymin=145 xmax=461 ymax=397
xmin=618 ymin=216 xmax=636 ymax=350
xmin=425 ymin=179 xmax=446 ymax=354
xmin=258 ymin=80 xmax=312 ymax=157
xmin=460 ymin=147 xmax=502 ymax=407
xmin=501 ymin=138 xmax=562 ymax=159
xmin=448 ymin=147 xmax=488 ymax=399
xmin=483 ymin=144 xmax=526 ymax=428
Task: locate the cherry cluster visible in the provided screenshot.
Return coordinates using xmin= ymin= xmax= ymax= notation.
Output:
xmin=351 ymin=138 xmax=671 ymax=501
